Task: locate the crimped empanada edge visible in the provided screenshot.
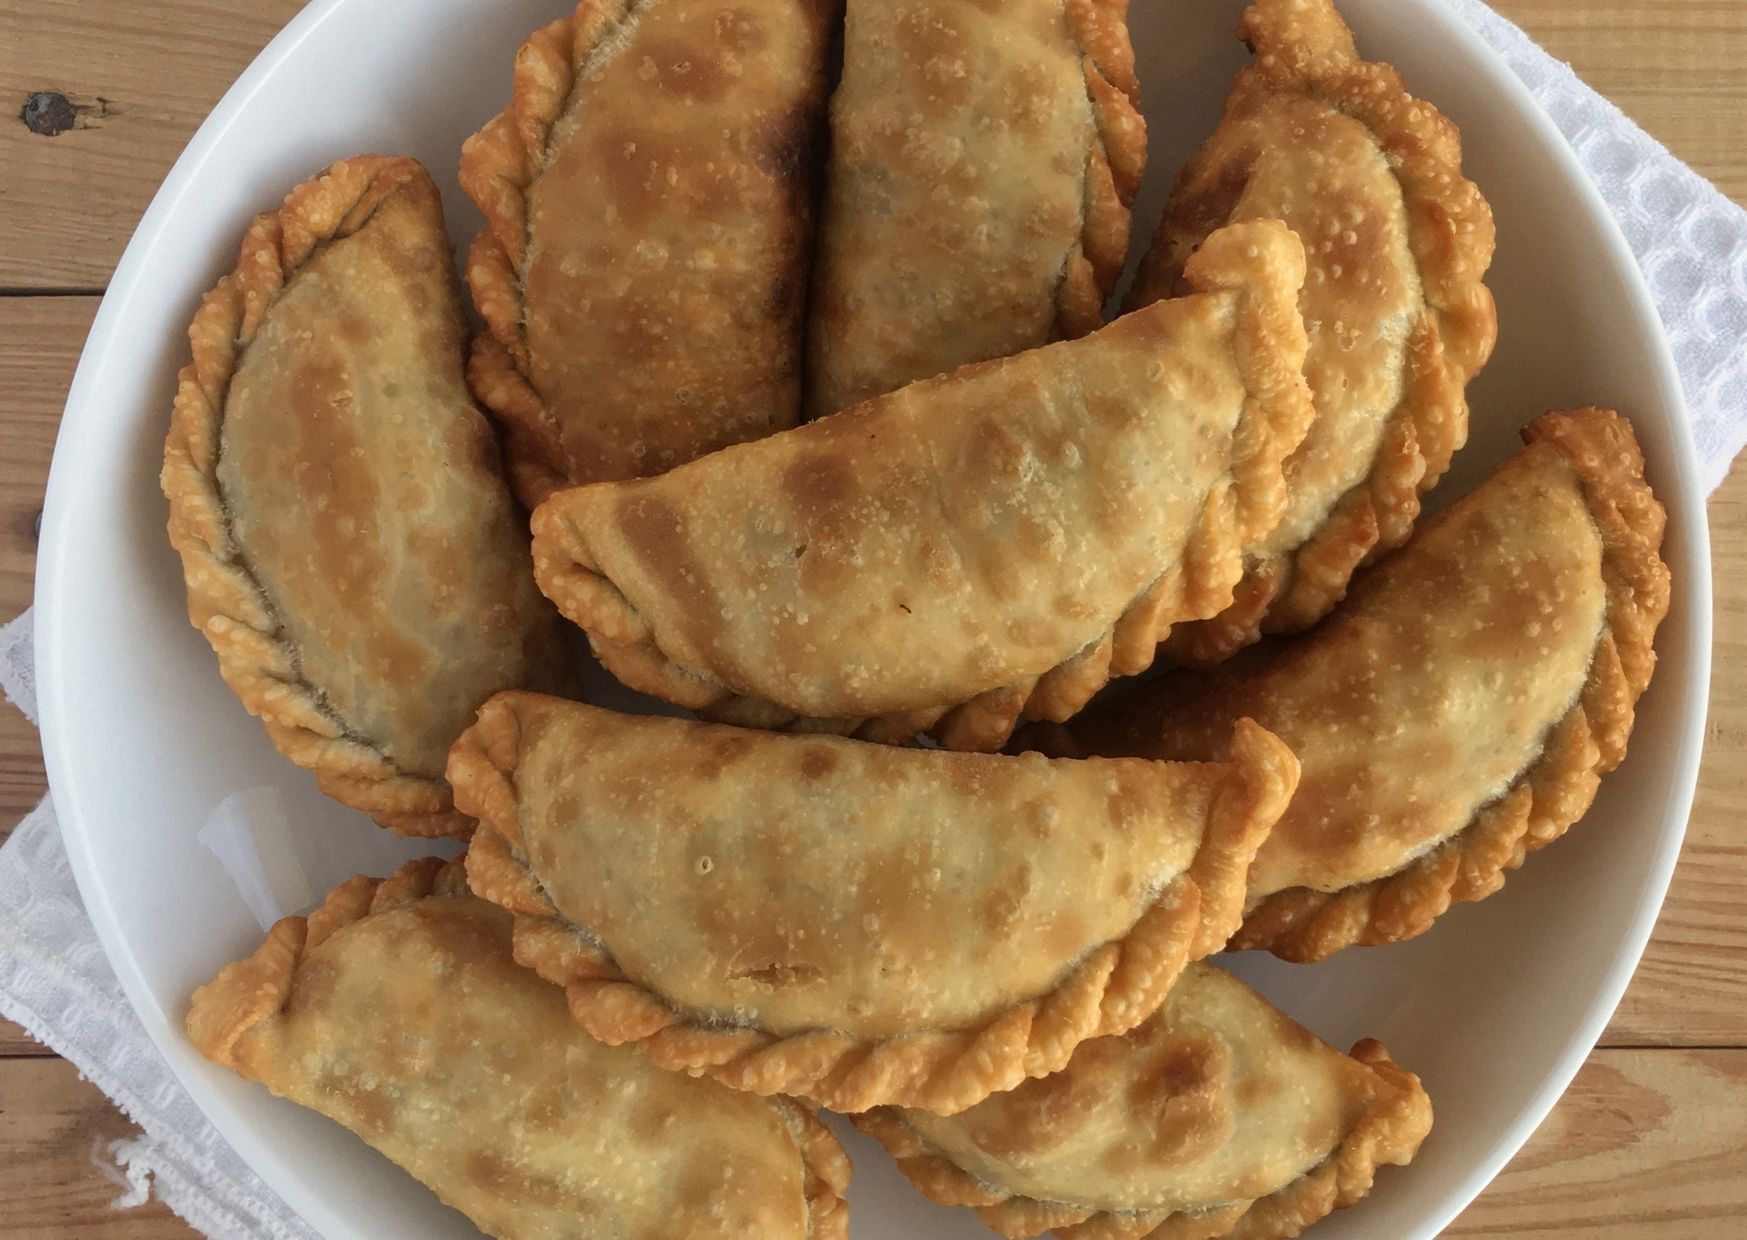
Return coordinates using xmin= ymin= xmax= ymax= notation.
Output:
xmin=1233 ymin=406 xmax=1672 ymax=963
xmin=185 ymin=856 xmax=467 ymax=1069
xmin=449 ymin=695 xmax=1298 ymax=1116
xmin=1057 ymin=0 xmax=1148 ymax=337
xmin=160 ymin=155 xmax=471 ymax=838
xmin=1149 ymin=0 xmax=1499 ymax=667
xmin=458 ymin=0 xmax=642 ymax=509
xmin=186 ymin=854 xmax=854 ymax=1237
xmin=853 ymin=1038 xmax=1431 ymax=1240
xmin=530 ymin=218 xmax=1315 ymax=753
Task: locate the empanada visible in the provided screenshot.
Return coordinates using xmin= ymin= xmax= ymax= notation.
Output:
xmin=1129 ymin=0 xmax=1496 ymax=665
xmin=161 ymin=156 xmax=569 ymax=837
xmin=187 ymin=857 xmax=850 ymax=1239
xmin=856 ymin=962 xmax=1431 ymax=1240
xmin=1023 ymin=408 xmax=1671 ymax=962
xmin=462 ymin=0 xmax=835 ymax=505
xmin=449 ymin=692 xmax=1299 ymax=1115
xmin=806 ymin=0 xmax=1146 ymax=416
xmin=531 ymin=220 xmax=1315 ymax=752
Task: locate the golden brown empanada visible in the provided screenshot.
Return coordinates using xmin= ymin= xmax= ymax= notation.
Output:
xmin=856 ymin=961 xmax=1431 ymax=1240
xmin=462 ymin=0 xmax=836 ymax=505
xmin=1129 ymin=0 xmax=1496 ymax=665
xmin=449 ymin=692 xmax=1299 ymax=1115
xmin=1023 ymin=408 xmax=1671 ymax=962
xmin=531 ymin=220 xmax=1315 ymax=752
xmin=187 ymin=857 xmax=850 ymax=1239
xmin=161 ymin=156 xmax=569 ymax=837
xmin=806 ymin=0 xmax=1147 ymax=416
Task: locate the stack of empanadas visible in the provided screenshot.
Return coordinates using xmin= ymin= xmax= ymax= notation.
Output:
xmin=162 ymin=0 xmax=1672 ymax=1237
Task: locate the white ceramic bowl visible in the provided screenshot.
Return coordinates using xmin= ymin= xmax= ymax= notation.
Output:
xmin=35 ymin=1 xmax=1711 ymax=1236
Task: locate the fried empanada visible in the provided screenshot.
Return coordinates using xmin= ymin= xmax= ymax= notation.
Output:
xmin=161 ymin=156 xmax=569 ymax=837
xmin=449 ymin=692 xmax=1299 ymax=1115
xmin=531 ymin=220 xmax=1315 ymax=752
xmin=462 ymin=0 xmax=835 ymax=505
xmin=187 ymin=858 xmax=850 ymax=1239
xmin=1023 ymin=408 xmax=1671 ymax=962
xmin=1129 ymin=0 xmax=1496 ymax=665
xmin=856 ymin=962 xmax=1431 ymax=1240
xmin=806 ymin=0 xmax=1146 ymax=416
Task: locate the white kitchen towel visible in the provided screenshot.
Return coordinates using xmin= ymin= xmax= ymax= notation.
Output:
xmin=2 ymin=4 xmax=1746 ymax=1237
xmin=1448 ymin=0 xmax=1747 ymax=493
xmin=0 ymin=608 xmax=315 ymax=1238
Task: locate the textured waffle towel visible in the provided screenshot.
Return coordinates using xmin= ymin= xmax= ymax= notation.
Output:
xmin=3 ymin=4 xmax=1746 ymax=1235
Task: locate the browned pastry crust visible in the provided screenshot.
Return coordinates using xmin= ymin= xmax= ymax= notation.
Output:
xmin=1062 ymin=0 xmax=1149 ymax=331
xmin=1132 ymin=0 xmax=1497 ymax=666
xmin=450 ymin=697 xmax=1300 ymax=1116
xmin=856 ymin=1038 xmax=1429 ymax=1240
xmin=1025 ymin=408 xmax=1671 ymax=964
xmin=805 ymin=0 xmax=1147 ymax=416
xmin=461 ymin=0 xmax=833 ymax=506
xmin=187 ymin=855 xmax=473 ymax=1070
xmin=530 ymin=220 xmax=1314 ymax=752
xmin=187 ymin=857 xmax=852 ymax=1240
xmin=161 ymin=156 xmax=565 ymax=837
xmin=1231 ymin=408 xmax=1670 ymax=961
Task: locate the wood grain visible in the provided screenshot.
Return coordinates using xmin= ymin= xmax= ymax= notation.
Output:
xmin=0 ymin=1018 xmax=53 ymax=1058
xmin=0 ymin=1057 xmax=192 ymax=1237
xmin=1607 ymin=452 xmax=1747 ymax=1048
xmin=0 ymin=0 xmax=309 ymax=290
xmin=0 ymin=299 xmax=89 ymax=836
xmin=1446 ymin=1050 xmax=1747 ymax=1235
xmin=1497 ymin=0 xmax=1747 ymax=203
xmin=1554 ymin=0 xmax=1747 ymax=1050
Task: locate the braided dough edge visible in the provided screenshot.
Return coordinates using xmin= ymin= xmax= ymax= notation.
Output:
xmin=160 ymin=155 xmax=469 ymax=837
xmin=1056 ymin=0 xmax=1148 ymax=336
xmin=459 ymin=0 xmax=642 ymax=509
xmin=450 ymin=705 xmax=1297 ymax=1115
xmin=853 ymin=1039 xmax=1430 ymax=1240
xmin=531 ymin=219 xmax=1315 ymax=752
xmin=1233 ymin=407 xmax=1672 ymax=962
xmin=185 ymin=854 xmax=852 ymax=1238
xmin=1151 ymin=0 xmax=1498 ymax=666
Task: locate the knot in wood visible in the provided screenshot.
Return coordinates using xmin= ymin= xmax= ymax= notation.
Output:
xmin=21 ymin=91 xmax=77 ymax=137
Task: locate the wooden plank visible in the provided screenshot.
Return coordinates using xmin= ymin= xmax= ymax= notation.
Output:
xmin=1605 ymin=459 xmax=1747 ymax=1047
xmin=0 ymin=297 xmax=79 ymax=622
xmin=0 ymin=1056 xmax=195 ymax=1237
xmin=1496 ymin=0 xmax=1747 ymax=204
xmin=0 ymin=1016 xmax=54 ymax=1058
xmin=0 ymin=0 xmax=309 ymax=290
xmin=0 ymin=298 xmax=88 ymax=837
xmin=0 ymin=706 xmax=44 ymax=841
xmin=1448 ymin=1049 xmax=1747 ymax=1235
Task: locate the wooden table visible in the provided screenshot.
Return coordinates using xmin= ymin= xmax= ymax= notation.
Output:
xmin=2 ymin=1 xmax=1744 ymax=1234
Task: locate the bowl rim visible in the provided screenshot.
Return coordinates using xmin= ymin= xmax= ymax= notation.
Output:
xmin=31 ymin=0 xmax=1714 ymax=1236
